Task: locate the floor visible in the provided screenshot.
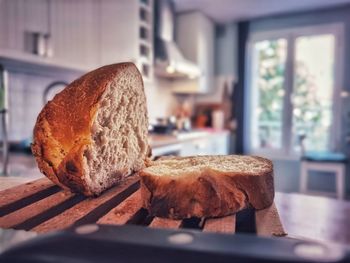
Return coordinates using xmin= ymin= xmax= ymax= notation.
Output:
xmin=273 ymin=159 xmax=350 ymax=200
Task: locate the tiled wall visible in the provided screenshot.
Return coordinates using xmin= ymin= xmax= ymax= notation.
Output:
xmin=5 ymin=69 xmax=177 ymax=141
xmin=7 ymin=70 xmax=78 ymax=141
xmin=144 ymin=77 xmax=178 ymax=120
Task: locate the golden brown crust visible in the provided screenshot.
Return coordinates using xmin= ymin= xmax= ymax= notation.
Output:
xmin=139 ymin=155 xmax=274 ymax=219
xmin=31 ymin=63 xmax=140 ymax=196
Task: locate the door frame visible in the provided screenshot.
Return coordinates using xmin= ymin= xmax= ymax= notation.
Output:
xmin=244 ymin=23 xmax=345 ymax=160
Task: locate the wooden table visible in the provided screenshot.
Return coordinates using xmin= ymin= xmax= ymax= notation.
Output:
xmin=275 ymin=192 xmax=350 ymax=245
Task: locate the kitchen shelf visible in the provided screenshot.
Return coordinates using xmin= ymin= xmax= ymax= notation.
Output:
xmin=0 ymin=49 xmax=91 ymax=74
xmin=139 ymin=2 xmax=152 ymax=12
xmin=139 ymin=39 xmax=152 ymax=48
xmin=139 ymin=20 xmax=152 ymax=30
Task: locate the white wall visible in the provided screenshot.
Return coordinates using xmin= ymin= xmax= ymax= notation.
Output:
xmin=6 ymin=70 xmax=78 ymax=141
xmin=144 ymin=78 xmax=178 ymax=120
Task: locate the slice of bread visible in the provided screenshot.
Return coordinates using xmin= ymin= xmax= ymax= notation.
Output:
xmin=32 ymin=63 xmax=149 ymax=196
xmin=140 ymin=155 xmax=274 ymax=219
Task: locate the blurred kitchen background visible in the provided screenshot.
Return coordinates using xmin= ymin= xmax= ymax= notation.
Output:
xmin=1 ymin=0 xmax=350 ymax=200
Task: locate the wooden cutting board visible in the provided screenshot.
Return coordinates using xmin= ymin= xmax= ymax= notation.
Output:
xmin=0 ymin=175 xmax=286 ymax=236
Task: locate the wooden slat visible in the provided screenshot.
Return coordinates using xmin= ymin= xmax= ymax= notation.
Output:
xmin=203 ymin=215 xmax=236 ymax=233
xmin=0 ymin=191 xmax=74 ymax=228
xmin=149 ymin=218 xmax=182 ymax=229
xmin=0 ymin=178 xmax=56 ymax=209
xmin=255 ymin=202 xmax=287 ymax=237
xmin=98 ymin=190 xmax=142 ymax=225
xmin=32 ymin=176 xmax=139 ymax=233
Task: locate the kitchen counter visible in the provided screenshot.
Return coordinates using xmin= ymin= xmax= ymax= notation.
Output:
xmin=0 ymin=129 xmax=230 ymax=191
xmin=149 ymin=129 xmax=229 ymax=148
xmin=148 ymin=134 xmax=180 ymax=148
xmin=149 ymin=129 xmax=231 ymax=156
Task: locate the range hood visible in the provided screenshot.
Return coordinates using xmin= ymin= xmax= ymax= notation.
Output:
xmin=154 ymin=0 xmax=200 ymax=79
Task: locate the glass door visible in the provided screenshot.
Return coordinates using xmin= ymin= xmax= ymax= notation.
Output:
xmin=250 ymin=38 xmax=287 ymax=151
xmin=292 ymin=34 xmax=336 ymax=152
xmin=246 ymin=24 xmax=343 ymax=157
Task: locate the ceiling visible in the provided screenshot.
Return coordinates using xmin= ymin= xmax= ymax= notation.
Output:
xmin=173 ymin=0 xmax=350 ymax=23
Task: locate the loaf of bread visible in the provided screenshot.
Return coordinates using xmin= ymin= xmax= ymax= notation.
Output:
xmin=140 ymin=155 xmax=274 ymax=219
xmin=32 ymin=63 xmax=149 ymax=196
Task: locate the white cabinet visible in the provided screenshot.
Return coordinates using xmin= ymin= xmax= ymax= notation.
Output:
xmin=49 ymin=0 xmax=99 ymax=69
xmin=180 ymin=138 xmax=212 ymax=156
xmin=0 ymin=0 xmax=96 ymax=71
xmin=99 ymin=0 xmax=154 ymax=82
xmin=0 ymin=0 xmax=49 ymax=53
xmin=210 ymin=133 xmax=230 ymax=155
xmin=179 ymin=132 xmax=229 ymax=156
xmin=50 ymin=0 xmax=154 ymax=74
xmin=0 ymin=0 xmax=155 ymax=77
xmin=173 ymin=12 xmax=215 ymax=93
xmin=99 ymin=0 xmax=138 ymax=65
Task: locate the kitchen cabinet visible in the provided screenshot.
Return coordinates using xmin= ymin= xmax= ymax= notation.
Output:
xmin=0 ymin=0 xmax=95 ymax=71
xmin=173 ymin=12 xmax=215 ymax=93
xmin=210 ymin=133 xmax=230 ymax=155
xmin=0 ymin=0 xmax=154 ymax=78
xmin=99 ymin=0 xmax=154 ymax=82
xmin=0 ymin=0 xmax=49 ymax=54
xmin=180 ymin=138 xmax=211 ymax=156
xmin=51 ymin=0 xmax=154 ymax=74
xmin=179 ymin=132 xmax=229 ymax=156
xmin=49 ymin=0 xmax=99 ymax=69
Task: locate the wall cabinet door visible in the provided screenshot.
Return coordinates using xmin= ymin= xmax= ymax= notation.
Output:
xmin=179 ymin=134 xmax=230 ymax=156
xmin=0 ymin=0 xmax=153 ymax=73
xmin=180 ymin=138 xmax=212 ymax=156
xmin=99 ymin=0 xmax=154 ymax=81
xmin=0 ymin=0 xmax=98 ymax=69
xmin=99 ymin=0 xmax=138 ymax=66
xmin=50 ymin=0 xmax=99 ymax=68
xmin=210 ymin=134 xmax=229 ymax=155
xmin=0 ymin=0 xmax=49 ymax=53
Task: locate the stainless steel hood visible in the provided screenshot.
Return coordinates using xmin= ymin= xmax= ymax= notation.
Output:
xmin=154 ymin=0 xmax=200 ymax=79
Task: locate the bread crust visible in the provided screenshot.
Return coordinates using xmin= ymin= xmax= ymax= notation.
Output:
xmin=139 ymin=155 xmax=274 ymax=219
xmin=32 ymin=63 xmax=145 ymax=196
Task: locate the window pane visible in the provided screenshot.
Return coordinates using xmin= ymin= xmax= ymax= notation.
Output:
xmin=251 ymin=39 xmax=287 ymax=150
xmin=292 ymin=34 xmax=335 ymax=152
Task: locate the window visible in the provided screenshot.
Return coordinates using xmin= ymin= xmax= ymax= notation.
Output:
xmin=246 ymin=24 xmax=343 ymax=158
xmin=292 ymin=35 xmax=335 ymax=152
xmin=251 ymin=39 xmax=287 ymax=150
